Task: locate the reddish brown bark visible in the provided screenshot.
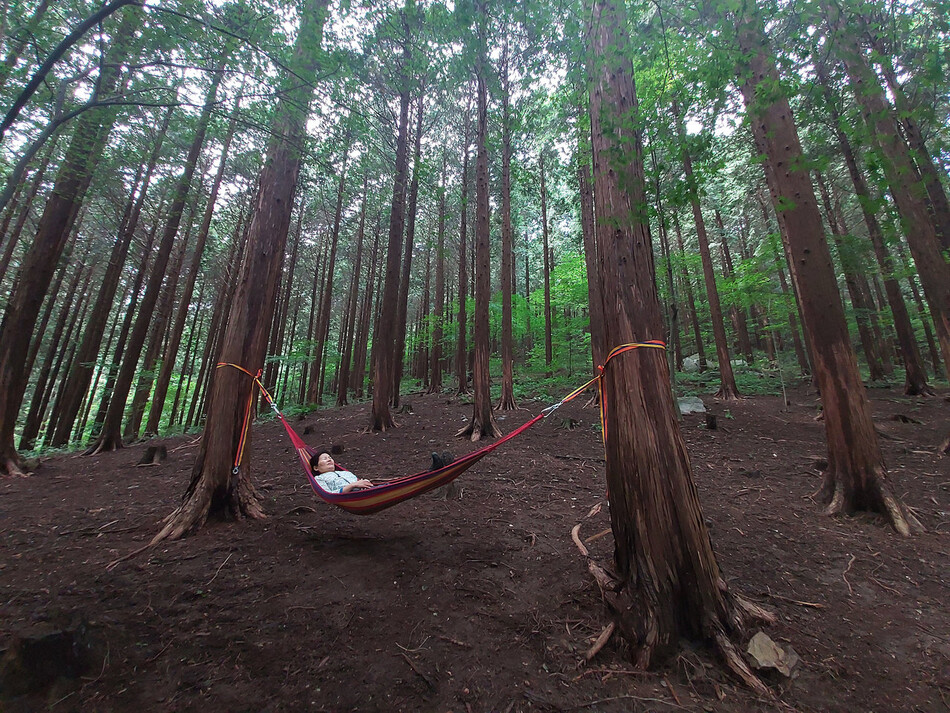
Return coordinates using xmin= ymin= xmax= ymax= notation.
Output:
xmin=540 ymin=153 xmax=554 ymax=377
xmin=587 ymin=0 xmax=770 ymax=688
xmin=428 ymin=156 xmax=448 ymax=394
xmin=371 ymin=20 xmax=413 ymax=431
xmin=337 ymin=176 xmax=368 ymax=407
xmin=579 ymin=132 xmax=606 ymax=375
xmin=738 ymin=10 xmax=919 ymax=535
xmin=497 ymin=41 xmax=517 ymax=411
xmin=458 ymin=31 xmax=500 ymax=442
xmin=455 ymin=91 xmax=472 ymax=396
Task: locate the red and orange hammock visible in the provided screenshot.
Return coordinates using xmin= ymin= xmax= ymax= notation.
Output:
xmin=218 ymin=341 xmax=665 ymax=515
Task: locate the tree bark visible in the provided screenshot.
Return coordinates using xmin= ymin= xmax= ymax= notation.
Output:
xmin=458 ymin=20 xmax=500 ymax=442
xmin=153 ymin=0 xmax=330 ymax=542
xmin=392 ymin=98 xmax=424 ymax=408
xmin=428 ymin=155 xmax=447 ymax=394
xmin=455 ymin=90 xmax=472 ymax=395
xmin=540 ymin=153 xmax=554 ymax=377
xmin=587 ymin=0 xmax=771 ymax=688
xmin=337 ymin=176 xmax=367 ymax=406
xmin=497 ymin=40 xmax=517 ymax=410
xmin=714 ymin=209 xmax=754 ymax=364
xmin=737 ymin=10 xmax=920 ymax=535
xmin=672 ymin=214 xmax=707 ymax=371
xmin=371 ymin=24 xmax=412 ymax=430
xmin=50 ymin=107 xmax=173 ymax=446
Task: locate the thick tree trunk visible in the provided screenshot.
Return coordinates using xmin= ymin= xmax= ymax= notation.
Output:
xmin=0 ymin=10 xmax=135 ymax=474
xmin=738 ymin=11 xmax=920 ymax=535
xmin=497 ymin=43 xmax=517 ymax=410
xmin=587 ymin=0 xmax=771 ymax=689
xmin=675 ymin=104 xmax=739 ymax=399
xmin=153 ymin=0 xmax=329 ymax=542
xmin=50 ymin=107 xmax=172 ymax=446
xmin=458 ymin=31 xmax=500 ymax=442
xmin=89 ymin=59 xmax=225 ymax=454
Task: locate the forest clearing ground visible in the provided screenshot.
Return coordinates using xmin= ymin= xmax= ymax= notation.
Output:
xmin=0 ymin=384 xmax=948 ymax=712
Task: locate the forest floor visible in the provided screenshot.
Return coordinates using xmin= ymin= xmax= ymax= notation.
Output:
xmin=1 ymin=382 xmax=948 ymax=712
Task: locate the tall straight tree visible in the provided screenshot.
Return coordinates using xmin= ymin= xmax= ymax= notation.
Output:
xmin=459 ymin=0 xmax=500 ymax=441
xmin=539 ymin=152 xmax=554 ymax=376
xmin=428 ymin=154 xmax=448 ymax=394
xmin=735 ymin=7 xmax=920 ymax=535
xmin=586 ymin=0 xmax=771 ymax=688
xmin=455 ymin=89 xmax=472 ymax=395
xmin=0 ymin=7 xmax=137 ymax=475
xmin=371 ymin=3 xmax=414 ymax=431
xmin=153 ymin=0 xmax=331 ymax=542
xmin=496 ymin=37 xmax=517 ymax=410
xmin=673 ymin=101 xmax=739 ymax=399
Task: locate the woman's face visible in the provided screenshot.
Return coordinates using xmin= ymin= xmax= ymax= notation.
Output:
xmin=315 ymin=453 xmax=335 ymax=474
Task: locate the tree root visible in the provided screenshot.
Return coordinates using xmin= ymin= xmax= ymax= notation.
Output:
xmin=715 ymin=385 xmax=741 ymax=401
xmin=571 ymin=520 xmax=771 ymax=694
xmin=0 ymin=454 xmax=27 ymax=477
xmin=456 ymin=414 xmax=502 ymax=442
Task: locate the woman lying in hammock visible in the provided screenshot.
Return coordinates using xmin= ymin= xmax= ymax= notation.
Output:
xmin=308 ymin=450 xmax=457 ymax=494
xmin=309 ymin=452 xmax=374 ymax=494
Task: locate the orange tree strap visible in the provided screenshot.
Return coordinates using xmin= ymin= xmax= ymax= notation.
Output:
xmin=215 ymin=362 xmax=270 ymax=474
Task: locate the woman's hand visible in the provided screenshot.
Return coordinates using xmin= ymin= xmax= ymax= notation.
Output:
xmin=341 ymin=479 xmax=374 ymax=493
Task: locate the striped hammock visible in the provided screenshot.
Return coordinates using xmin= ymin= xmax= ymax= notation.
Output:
xmin=218 ymin=340 xmax=665 ymax=515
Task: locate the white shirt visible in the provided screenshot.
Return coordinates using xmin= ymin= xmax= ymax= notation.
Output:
xmin=314 ymin=469 xmax=358 ymax=494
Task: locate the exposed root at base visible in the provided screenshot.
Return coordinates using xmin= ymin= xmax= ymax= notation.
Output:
xmin=0 ymin=455 xmax=27 ymax=477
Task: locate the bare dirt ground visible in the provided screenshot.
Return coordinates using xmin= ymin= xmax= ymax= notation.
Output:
xmin=1 ymin=383 xmax=948 ymax=712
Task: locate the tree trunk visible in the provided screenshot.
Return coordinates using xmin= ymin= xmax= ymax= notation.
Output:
xmin=455 ymin=90 xmax=472 ymax=396
xmin=458 ymin=22 xmax=500 ymax=442
xmin=814 ymin=171 xmax=886 ymax=381
xmin=672 ymin=214 xmax=707 ymax=371
xmin=0 ymin=9 xmax=135 ymax=474
xmin=50 ymin=107 xmax=172 ymax=446
xmin=540 ymin=153 xmax=554 ymax=377
xmin=88 ymin=57 xmax=225 ymax=454
xmin=153 ymin=0 xmax=330 ymax=543
xmin=371 ymin=31 xmax=412 ymax=430
xmin=336 ymin=177 xmax=367 ymax=406
xmin=392 ymin=98 xmax=424 ymax=408
xmin=352 ymin=217 xmax=381 ymax=398
xmin=497 ymin=41 xmax=517 ymax=410
xmin=737 ymin=10 xmax=920 ymax=535
xmin=308 ymin=143 xmax=350 ymax=404
xmin=675 ymin=103 xmax=739 ymax=399
xmin=714 ymin=209 xmax=754 ymax=364
xmin=587 ymin=0 xmax=771 ymax=689
xmin=428 ymin=155 xmax=447 ymax=394
xmin=833 ymin=21 xmax=950 ymax=380
xmin=578 ymin=129 xmax=606 ymax=376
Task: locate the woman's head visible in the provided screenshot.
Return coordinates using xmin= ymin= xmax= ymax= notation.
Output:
xmin=313 ymin=451 xmax=335 ymax=474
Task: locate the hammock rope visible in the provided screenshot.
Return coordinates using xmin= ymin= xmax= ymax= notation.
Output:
xmin=215 ymin=340 xmax=665 ymax=515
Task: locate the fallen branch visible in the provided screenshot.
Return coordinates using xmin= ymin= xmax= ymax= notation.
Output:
xmin=585 ymin=621 xmax=616 ymax=661
xmin=399 ymin=652 xmax=435 ymax=690
xmin=762 ymin=592 xmax=826 ymax=609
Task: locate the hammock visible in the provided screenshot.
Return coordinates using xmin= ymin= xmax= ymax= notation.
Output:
xmin=218 ymin=341 xmax=665 ymax=515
